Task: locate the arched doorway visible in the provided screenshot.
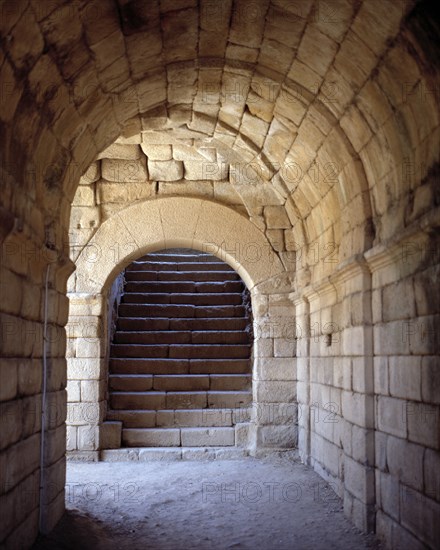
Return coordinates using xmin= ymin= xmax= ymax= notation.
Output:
xmin=66 ymin=197 xmax=297 ymax=458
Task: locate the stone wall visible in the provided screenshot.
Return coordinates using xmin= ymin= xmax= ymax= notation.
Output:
xmin=366 ymin=223 xmax=440 ymax=548
xmin=0 ymin=0 xmax=439 ymax=548
xmin=0 ymin=172 xmax=73 ymax=545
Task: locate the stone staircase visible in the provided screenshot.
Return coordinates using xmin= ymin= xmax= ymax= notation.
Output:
xmin=106 ymin=249 xmax=253 ymax=450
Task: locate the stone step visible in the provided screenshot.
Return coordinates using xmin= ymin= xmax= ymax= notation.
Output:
xmin=125 ymin=270 xmax=239 ymax=282
xmin=110 ymin=374 xmax=208 ymax=392
xmin=122 ymin=428 xmax=181 ymax=447
xmin=110 ymin=343 xmax=251 ymax=359
xmin=114 ymin=330 xmax=250 ymax=345
xmin=107 ymin=248 xmax=252 ymax=448
xmin=110 ymin=390 xmax=252 ymax=410
xmin=209 ymin=374 xmax=251 ymax=391
xmin=109 ymin=374 xmax=153 ymax=392
xmin=109 ymin=374 xmax=251 ymax=392
xmin=136 ymin=252 xmax=222 ymax=263
xmin=117 ymin=317 xmax=248 ymax=331
xmin=121 ymin=292 xmax=243 ymax=306
xmin=107 ymin=408 xmax=235 ymax=428
xmin=121 ymin=427 xmax=236 ymax=447
xmin=181 ymin=427 xmax=235 ymax=447
xmin=110 ymin=358 xmax=190 ymax=375
xmin=109 ymin=358 xmax=251 ymax=375
xmin=208 ymin=391 xmax=252 ymax=409
xmin=118 ymin=304 xmax=246 ymax=318
xmin=126 ymin=261 xmax=233 ymax=272
xmin=189 ymin=359 xmax=251 ymax=374
xmin=124 ymin=281 xmax=244 ymax=293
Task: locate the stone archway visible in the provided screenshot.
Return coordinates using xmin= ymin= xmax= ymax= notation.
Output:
xmin=67 ymin=197 xmax=297 ymax=457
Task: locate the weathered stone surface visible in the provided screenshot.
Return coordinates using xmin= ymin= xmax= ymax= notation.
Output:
xmin=97 ymin=182 xmax=154 ymax=203
xmin=98 ymin=144 xmax=142 ymax=160
xmin=183 ymin=160 xmax=228 ymax=181
xmin=141 ymin=144 xmax=173 ymax=160
xmin=101 ymin=158 xmax=148 ymax=182
xmin=148 ymin=160 xmax=184 ymax=181
xmin=1 ymin=5 xmax=440 ymax=549
xmin=264 ymin=206 xmax=291 ymax=229
xmin=100 ymin=421 xmax=122 ymax=449
xmin=79 ymin=162 xmax=101 ymax=185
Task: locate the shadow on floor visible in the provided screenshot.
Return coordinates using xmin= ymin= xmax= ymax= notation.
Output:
xmin=32 ymin=509 xmax=112 ymax=550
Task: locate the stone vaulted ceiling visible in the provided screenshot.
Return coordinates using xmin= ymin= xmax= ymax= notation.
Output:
xmin=0 ymin=0 xmax=438 ymax=282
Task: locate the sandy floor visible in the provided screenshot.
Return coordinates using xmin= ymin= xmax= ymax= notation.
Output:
xmin=33 ymin=454 xmax=381 ymax=550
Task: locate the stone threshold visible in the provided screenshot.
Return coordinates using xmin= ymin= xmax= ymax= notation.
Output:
xmin=66 ymin=448 xmax=300 ymax=462
xmin=100 ymin=447 xmax=250 ymax=461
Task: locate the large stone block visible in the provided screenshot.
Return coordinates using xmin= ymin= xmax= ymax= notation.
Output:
xmin=141 ymin=144 xmax=172 ymax=160
xmin=181 ymin=427 xmax=234 ymax=447
xmin=256 ymin=402 xmax=297 ymax=426
xmin=310 ymin=432 xmax=340 ymax=477
xmin=374 ymin=320 xmax=417 ymax=355
xmin=273 ymin=337 xmax=297 ymax=358
xmin=400 ymin=486 xmax=440 ymax=549
xmin=97 ymin=181 xmax=153 ymax=203
xmin=341 ymin=326 xmax=373 ymax=356
xmin=101 ymin=157 xmax=148 ymax=182
xmin=351 ymin=357 xmax=374 ymax=394
xmin=374 ymin=430 xmax=388 ymax=472
xmin=184 ymin=160 xmax=228 ymax=181
xmin=351 ymin=425 xmax=375 ymax=465
xmin=376 ymin=396 xmax=407 ymax=438
xmin=100 ymin=421 xmax=122 ymax=450
xmin=66 ymin=425 xmax=77 ymax=451
xmin=158 ymin=180 xmax=214 ymax=198
xmin=80 ymin=380 xmax=102 ymax=402
xmin=123 ymin=428 xmax=180 ymax=447
xmin=98 ymin=143 xmax=142 ymax=160
xmin=73 ymin=185 xmax=95 ymax=207
xmin=253 ymin=338 xmax=274 ymax=357
xmin=44 ymin=424 xmax=67 ymax=465
xmin=389 ymin=356 xmax=421 ymax=401
xmin=377 ymin=470 xmax=400 ymax=522
xmin=342 ymin=391 xmax=374 ymax=429
xmin=344 ymin=455 xmax=375 ymax=504
xmin=138 ymin=448 xmax=182 ymax=461
xmin=256 ymin=357 xmax=297 ymax=381
xmin=75 ymin=337 xmax=102 ymax=359
xmin=0 ymin=399 xmax=23 ymax=450
xmin=387 ymin=435 xmax=424 ymax=491
xmin=235 ymin=423 xmax=250 ymax=447
xmin=79 ymin=162 xmax=100 ymax=184
xmin=421 ymin=356 xmax=440 ymax=405
xmin=148 ymin=160 xmax=183 ymax=181
xmin=382 ymin=279 xmax=416 ymax=322
xmin=254 ymin=380 xmax=296 ymax=403
xmin=424 ymin=448 xmax=440 ymax=501
xmin=18 ymin=359 xmax=42 ymax=396
xmin=67 ymin=358 xmax=105 ymax=380
xmin=256 ymin=424 xmax=298 ymax=449
xmin=374 ymin=356 xmax=388 ymax=396
xmin=264 ymin=206 xmax=291 ymax=229
xmin=66 ymin=380 xmax=80 ymax=403
xmin=0 ymin=359 xmax=18 ymax=402
xmin=407 ymin=402 xmax=440 ymax=449
xmin=67 ymin=402 xmax=104 ymax=426
xmin=376 ymin=510 xmax=426 ymax=550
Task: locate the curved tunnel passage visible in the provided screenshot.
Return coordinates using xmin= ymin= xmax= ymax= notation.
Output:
xmin=0 ymin=1 xmax=439 ymax=548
